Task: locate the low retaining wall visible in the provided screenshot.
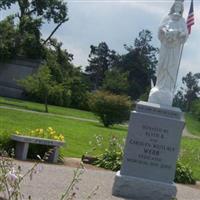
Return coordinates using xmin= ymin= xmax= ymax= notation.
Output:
xmin=0 ymin=59 xmax=41 ymax=99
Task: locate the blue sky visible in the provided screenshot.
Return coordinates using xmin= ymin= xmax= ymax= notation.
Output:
xmin=1 ymin=0 xmax=200 ymax=88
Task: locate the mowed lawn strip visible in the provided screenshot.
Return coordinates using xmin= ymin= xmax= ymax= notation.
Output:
xmin=0 ymin=108 xmax=126 ymax=157
xmin=0 ymin=96 xmax=97 ymax=120
xmin=185 ymin=113 xmax=200 ymax=137
xmin=180 ymin=137 xmax=200 ymax=180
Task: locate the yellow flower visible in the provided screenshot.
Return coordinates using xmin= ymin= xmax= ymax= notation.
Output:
xmin=15 ymin=131 xmax=20 ymax=135
xmin=54 ymin=136 xmax=58 ymax=140
xmin=47 ymin=127 xmax=53 ymax=131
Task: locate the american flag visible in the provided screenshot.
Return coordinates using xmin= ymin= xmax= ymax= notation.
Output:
xmin=186 ymin=0 xmax=194 ymax=34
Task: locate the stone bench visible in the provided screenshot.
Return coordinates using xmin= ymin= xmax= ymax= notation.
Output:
xmin=11 ymin=134 xmax=65 ymax=163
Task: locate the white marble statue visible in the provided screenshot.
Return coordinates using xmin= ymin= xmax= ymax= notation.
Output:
xmin=148 ymin=0 xmax=188 ymax=106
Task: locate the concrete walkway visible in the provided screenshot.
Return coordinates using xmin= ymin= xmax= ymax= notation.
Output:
xmin=10 ymin=161 xmax=200 ymax=200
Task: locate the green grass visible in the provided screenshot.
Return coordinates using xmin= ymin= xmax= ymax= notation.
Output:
xmin=180 ymin=138 xmax=200 ymax=180
xmin=185 ymin=113 xmax=200 ymax=137
xmin=0 ymin=96 xmax=97 ymax=120
xmin=1 ymin=98 xmax=200 ymax=180
xmin=0 ymin=108 xmax=127 ymax=157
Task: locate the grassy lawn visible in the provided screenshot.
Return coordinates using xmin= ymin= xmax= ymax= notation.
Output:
xmin=185 ymin=113 xmax=200 ymax=137
xmin=180 ymin=138 xmax=200 ymax=180
xmin=0 ymin=96 xmax=97 ymax=120
xmin=1 ymin=99 xmax=200 ymax=180
xmin=0 ymin=108 xmax=127 ymax=157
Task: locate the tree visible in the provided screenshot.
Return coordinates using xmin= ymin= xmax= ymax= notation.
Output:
xmin=70 ymin=72 xmax=90 ymax=110
xmin=19 ymin=64 xmax=63 ymax=112
xmin=0 ymin=0 xmax=68 ymax=59
xmin=173 ymin=90 xmax=186 ymax=111
xmin=0 ymin=16 xmax=18 ymax=61
xmin=0 ymin=0 xmax=68 ymax=43
xmin=182 ymin=72 xmax=200 ymax=111
xmin=86 ymin=42 xmax=119 ymax=90
xmin=102 ymin=70 xmax=129 ymax=95
xmin=116 ymin=30 xmax=158 ymax=100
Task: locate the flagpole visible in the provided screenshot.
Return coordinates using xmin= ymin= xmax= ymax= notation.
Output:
xmin=174 ymin=0 xmax=194 ymax=92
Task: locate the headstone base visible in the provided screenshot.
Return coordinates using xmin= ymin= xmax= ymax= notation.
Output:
xmin=112 ymin=171 xmax=177 ymax=200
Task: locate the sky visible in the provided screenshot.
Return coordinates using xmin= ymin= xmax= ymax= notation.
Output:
xmin=1 ymin=0 xmax=200 ymax=88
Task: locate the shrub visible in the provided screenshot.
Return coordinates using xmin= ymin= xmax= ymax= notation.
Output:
xmin=174 ymin=160 xmax=196 ymax=184
xmin=90 ymin=91 xmax=132 ymax=127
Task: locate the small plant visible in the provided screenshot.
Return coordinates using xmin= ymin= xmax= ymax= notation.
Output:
xmin=0 ymin=150 xmax=42 ymax=200
xmin=89 ymin=91 xmax=132 ymax=127
xmin=174 ymin=159 xmax=196 ymax=184
xmin=15 ymin=127 xmax=65 ymax=142
xmin=0 ymin=149 xmax=99 ymax=200
xmin=88 ymin=135 xmax=125 ymax=171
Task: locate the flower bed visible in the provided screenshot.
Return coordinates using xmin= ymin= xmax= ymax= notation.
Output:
xmin=15 ymin=127 xmax=65 ymax=142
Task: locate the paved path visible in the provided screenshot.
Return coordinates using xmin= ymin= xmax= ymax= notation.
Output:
xmin=0 ymin=105 xmax=98 ymax=123
xmin=182 ymin=127 xmax=200 ymax=139
xmin=9 ymin=161 xmax=200 ymax=200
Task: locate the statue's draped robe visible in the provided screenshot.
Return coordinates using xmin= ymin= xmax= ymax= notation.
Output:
xmin=156 ymin=15 xmax=188 ymax=92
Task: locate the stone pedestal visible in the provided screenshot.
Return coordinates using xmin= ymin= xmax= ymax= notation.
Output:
xmin=112 ymin=101 xmax=184 ymax=200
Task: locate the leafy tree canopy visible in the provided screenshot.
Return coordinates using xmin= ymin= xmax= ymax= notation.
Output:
xmin=182 ymin=72 xmax=200 ymax=111
xmin=102 ymin=70 xmax=129 ymax=95
xmin=173 ymin=72 xmax=200 ymax=111
xmin=116 ymin=30 xmax=158 ymax=99
xmin=0 ymin=0 xmax=68 ymax=60
xmin=86 ymin=42 xmax=119 ymax=90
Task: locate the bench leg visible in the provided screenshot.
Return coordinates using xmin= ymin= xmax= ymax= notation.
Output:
xmin=48 ymin=147 xmax=59 ymax=163
xmin=15 ymin=142 xmax=29 ymax=160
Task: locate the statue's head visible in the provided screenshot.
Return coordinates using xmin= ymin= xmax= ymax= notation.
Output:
xmin=169 ymin=0 xmax=184 ymax=16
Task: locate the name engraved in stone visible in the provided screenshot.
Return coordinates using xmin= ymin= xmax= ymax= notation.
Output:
xmin=144 ymin=148 xmax=160 ymax=156
xmin=129 ymin=139 xmax=175 ymax=153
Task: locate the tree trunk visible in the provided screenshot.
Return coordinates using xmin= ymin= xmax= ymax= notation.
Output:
xmin=44 ymin=94 xmax=48 ymax=113
xmin=43 ymin=20 xmax=68 ymax=45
